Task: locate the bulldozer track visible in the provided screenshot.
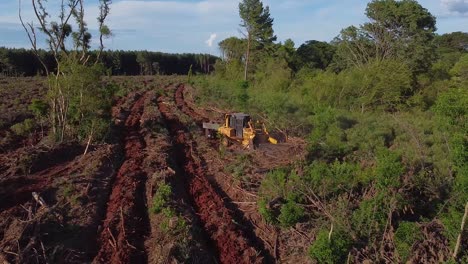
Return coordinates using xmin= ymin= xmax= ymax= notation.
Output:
xmin=174 ymin=84 xmax=207 ymax=125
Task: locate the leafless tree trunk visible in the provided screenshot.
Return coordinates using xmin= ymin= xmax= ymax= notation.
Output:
xmin=244 ymin=34 xmax=251 ymax=81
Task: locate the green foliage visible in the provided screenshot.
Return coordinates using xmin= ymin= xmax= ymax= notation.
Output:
xmin=159 ymin=207 xmax=188 ymax=235
xmin=193 ymin=1 xmax=465 ymax=260
xmin=63 ymin=184 xmax=74 ymax=198
xmin=219 ymin=37 xmax=246 ymax=62
xmin=340 ymin=60 xmax=412 ymax=110
xmin=259 ymin=169 xmax=288 ymax=201
xmin=225 ymin=153 xmax=251 ymax=182
xmin=375 ymin=148 xmax=403 ymax=190
xmin=294 ymin=40 xmax=336 ymax=71
xmin=0 ymin=48 xmax=218 ymax=77
xmin=278 ymin=200 xmax=304 ymax=227
xmin=151 ymin=183 xmax=172 ymax=214
xmin=10 ymin=118 xmax=35 ymax=136
xmin=450 ymin=54 xmax=468 ymax=83
xmin=334 ymin=0 xmax=436 ymax=75
xmin=309 ymin=228 xmax=351 ymax=264
xmin=258 ymin=199 xmax=276 ymax=224
xmin=239 ymin=0 xmax=276 ymax=47
xmin=237 ymin=80 xmax=250 ymax=110
xmin=394 ymin=222 xmax=421 ymax=262
xmin=441 ymin=203 xmax=466 ymax=249
xmin=52 ymin=60 xmax=115 ymax=142
xmin=293 ymin=60 xmax=412 ymax=112
xmin=433 ymin=88 xmax=468 ymax=126
xmin=305 ymin=161 xmax=360 ymax=198
xmin=352 ymin=192 xmax=390 ymax=240
xmin=258 ymin=169 xmax=305 ymax=226
xmin=238 ymin=0 xmax=277 ymax=79
xmin=435 ymin=32 xmax=468 ymax=53
xmin=29 ymin=99 xmax=49 ymax=117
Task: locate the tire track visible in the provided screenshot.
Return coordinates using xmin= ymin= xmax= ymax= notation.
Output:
xmin=93 ymin=92 xmax=150 ymax=264
xmin=157 ymin=89 xmax=262 ymax=264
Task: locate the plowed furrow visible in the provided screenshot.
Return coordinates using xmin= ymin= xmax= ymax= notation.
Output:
xmin=93 ymin=93 xmax=150 ymax=263
xmin=157 ymin=93 xmax=261 ymax=264
xmin=174 ymin=84 xmax=207 ymax=125
xmin=173 ymin=84 xmax=275 ymax=262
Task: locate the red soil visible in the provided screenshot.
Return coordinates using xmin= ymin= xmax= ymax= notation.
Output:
xmin=93 ymin=92 xmax=150 ymax=263
xmin=158 ymin=90 xmax=261 ymax=264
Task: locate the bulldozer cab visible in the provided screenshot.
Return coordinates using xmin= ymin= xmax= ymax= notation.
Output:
xmin=226 ymin=113 xmax=251 ymax=139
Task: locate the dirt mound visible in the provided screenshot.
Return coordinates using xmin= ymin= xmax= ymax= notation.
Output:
xmin=93 ymin=92 xmax=150 ymax=263
xmin=0 ymin=143 xmax=85 ymax=212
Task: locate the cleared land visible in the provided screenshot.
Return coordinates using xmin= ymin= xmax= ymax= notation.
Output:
xmin=0 ymin=77 xmax=306 ymax=263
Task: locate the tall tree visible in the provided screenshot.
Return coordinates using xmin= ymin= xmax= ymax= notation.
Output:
xmin=239 ymin=0 xmax=276 ymax=80
xmin=219 ymin=37 xmax=246 ymax=62
xmin=333 ymin=0 xmax=436 ymax=75
xmin=294 ymin=40 xmax=336 ymax=71
xmin=434 ymin=32 xmax=468 ymax=53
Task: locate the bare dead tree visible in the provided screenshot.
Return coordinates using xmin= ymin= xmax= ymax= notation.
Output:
xmin=96 ymin=0 xmax=112 ymax=63
xmin=19 ymin=0 xmax=112 ymax=143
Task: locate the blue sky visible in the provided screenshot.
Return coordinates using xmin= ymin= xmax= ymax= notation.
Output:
xmin=1 ymin=0 xmax=467 ymax=55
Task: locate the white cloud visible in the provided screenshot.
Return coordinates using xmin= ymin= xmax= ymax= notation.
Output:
xmin=441 ymin=0 xmax=468 ymax=15
xmin=205 ymin=33 xmax=217 ymax=47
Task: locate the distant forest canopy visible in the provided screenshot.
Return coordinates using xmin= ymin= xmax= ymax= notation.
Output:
xmin=0 ymin=48 xmax=218 ymax=77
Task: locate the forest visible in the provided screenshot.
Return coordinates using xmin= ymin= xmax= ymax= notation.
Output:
xmin=0 ymin=48 xmax=217 ymax=76
xmin=0 ymin=0 xmax=466 ymax=263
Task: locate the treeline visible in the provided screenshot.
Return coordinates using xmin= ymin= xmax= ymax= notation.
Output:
xmin=0 ymin=48 xmax=218 ymax=77
xmin=195 ymin=0 xmax=468 ymax=262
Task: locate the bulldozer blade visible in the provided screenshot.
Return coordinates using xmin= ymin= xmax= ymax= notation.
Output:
xmin=268 ymin=137 xmax=278 ymax=144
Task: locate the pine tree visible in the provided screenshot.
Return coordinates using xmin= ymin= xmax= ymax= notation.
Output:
xmin=239 ymin=0 xmax=276 ymax=80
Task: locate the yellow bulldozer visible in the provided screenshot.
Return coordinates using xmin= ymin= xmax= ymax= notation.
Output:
xmin=203 ymin=113 xmax=278 ymax=149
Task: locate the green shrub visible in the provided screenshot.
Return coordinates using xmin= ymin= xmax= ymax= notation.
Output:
xmin=159 ymin=207 xmax=188 ymax=234
xmin=151 ymin=183 xmax=172 ymax=214
xmin=433 ymin=88 xmax=468 ymax=126
xmin=10 ymin=118 xmax=35 ymax=136
xmin=225 ymin=154 xmax=251 ymax=181
xmin=309 ymin=228 xmax=351 ymax=264
xmin=29 ymin=99 xmax=49 ymax=117
xmin=441 ymin=202 xmax=466 ymax=249
xmin=259 ymin=169 xmax=288 ymax=201
xmin=375 ymin=148 xmax=404 ymax=190
xmin=352 ymin=192 xmax=389 ymax=241
xmin=394 ymin=222 xmax=421 ymax=262
xmin=278 ymin=200 xmax=304 ymax=227
xmin=304 ymin=160 xmax=359 ymax=198
xmin=258 ymin=199 xmax=276 ymax=224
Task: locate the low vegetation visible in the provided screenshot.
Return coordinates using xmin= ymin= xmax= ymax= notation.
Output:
xmin=193 ymin=0 xmax=467 ymax=262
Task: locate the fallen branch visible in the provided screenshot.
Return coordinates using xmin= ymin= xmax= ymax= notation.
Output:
xmin=107 ymin=228 xmax=117 ymax=250
xmin=453 ymin=202 xmax=468 ymax=259
xmin=120 ymin=206 xmax=126 ymax=238
xmin=82 ymin=127 xmax=94 ymax=158
xmin=32 ymin=192 xmax=47 ymax=208
xmin=3 ymin=250 xmax=19 ymax=257
xmin=232 ymin=201 xmax=256 ymax=205
xmin=274 ymin=231 xmax=279 ymax=261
